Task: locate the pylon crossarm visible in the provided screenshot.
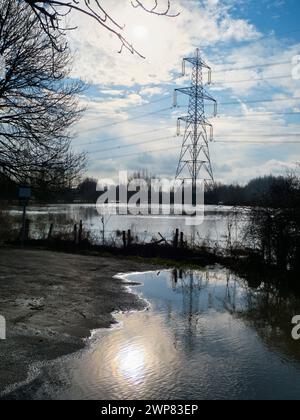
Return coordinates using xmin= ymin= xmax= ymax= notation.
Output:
xmin=175 ymin=87 xmax=193 ymax=97
xmin=201 ymin=88 xmax=215 ymax=100
xmin=184 ymin=57 xmax=208 ymax=67
xmin=196 ymin=96 xmax=217 ymax=118
xmin=200 ymin=122 xmax=214 ymax=141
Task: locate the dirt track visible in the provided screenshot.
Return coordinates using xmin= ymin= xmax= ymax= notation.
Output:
xmin=0 ymin=248 xmax=159 ymax=392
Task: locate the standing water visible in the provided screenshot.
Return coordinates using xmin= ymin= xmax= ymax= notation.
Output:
xmin=8 ymin=203 xmax=243 ymax=246
xmin=4 ymin=267 xmax=300 ymax=400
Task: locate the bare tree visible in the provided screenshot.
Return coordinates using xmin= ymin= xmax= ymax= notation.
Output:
xmin=244 ymin=174 xmax=300 ymax=271
xmin=23 ymin=0 xmax=179 ymax=57
xmin=0 ymin=0 xmax=85 ymax=189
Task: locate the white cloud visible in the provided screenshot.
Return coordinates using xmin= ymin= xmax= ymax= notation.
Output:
xmin=140 ymin=87 xmax=165 ymax=96
xmin=216 ymin=159 xmax=299 ymax=184
xmin=67 ymin=0 xmax=259 ymax=87
xmin=64 ymin=0 xmax=300 ymax=183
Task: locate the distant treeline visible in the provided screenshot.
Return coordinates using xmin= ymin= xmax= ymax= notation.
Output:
xmin=76 ymin=174 xmax=300 ymax=207
xmin=0 ymin=173 xmax=299 ymax=207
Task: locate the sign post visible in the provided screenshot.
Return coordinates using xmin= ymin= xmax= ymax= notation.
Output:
xmin=19 ymin=186 xmax=31 ymax=246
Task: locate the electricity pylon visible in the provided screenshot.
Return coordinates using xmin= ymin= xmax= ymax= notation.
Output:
xmin=174 ymin=49 xmax=217 ymax=187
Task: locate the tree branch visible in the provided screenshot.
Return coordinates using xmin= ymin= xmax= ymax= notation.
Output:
xmin=23 ymin=0 xmax=179 ymax=57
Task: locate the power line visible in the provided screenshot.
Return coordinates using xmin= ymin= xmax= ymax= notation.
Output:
xmin=75 ymin=97 xmax=300 ymax=139
xmin=217 ymin=111 xmax=300 ymax=118
xmin=126 ymin=95 xmax=171 ymax=110
xmin=75 ymin=108 xmax=300 ymax=151
xmin=82 ymin=94 xmax=171 ymax=122
xmin=176 ymin=96 xmax=300 ymax=108
xmin=161 ymin=111 xmax=300 ymax=120
xmin=78 ymin=98 xmax=173 ymax=127
xmin=221 ymin=96 xmax=300 ymax=106
xmin=75 ymin=60 xmax=300 ymax=126
xmin=175 ymin=96 xmax=300 ymax=108
xmin=212 ymin=74 xmax=293 ymax=86
xmin=81 ymin=106 xmax=173 ymax=132
xmin=219 ymin=134 xmax=300 ymax=137
xmin=75 ymin=129 xmax=300 ymax=154
xmin=73 ymin=67 xmax=300 ymax=133
xmin=88 ymin=145 xmax=182 ymax=162
xmin=88 ymin=138 xmax=300 ymax=162
xmin=213 ymin=60 xmax=292 ymax=74
xmin=72 ymin=108 xmax=300 ymax=154
xmin=74 ymin=127 xmax=165 ymax=148
xmin=85 ymin=135 xmax=175 ymax=154
xmin=215 ymin=140 xmax=300 ymax=144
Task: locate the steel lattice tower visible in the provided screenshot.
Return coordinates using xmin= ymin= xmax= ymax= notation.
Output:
xmin=174 ymin=49 xmax=217 ymax=187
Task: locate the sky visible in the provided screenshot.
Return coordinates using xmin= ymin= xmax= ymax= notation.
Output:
xmin=66 ymin=0 xmax=300 ymax=184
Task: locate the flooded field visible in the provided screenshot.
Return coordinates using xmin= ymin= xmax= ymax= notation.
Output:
xmin=5 ymin=267 xmax=300 ymax=400
xmin=9 ymin=203 xmax=244 ymax=246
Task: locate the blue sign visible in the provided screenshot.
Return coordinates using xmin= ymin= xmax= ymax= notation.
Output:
xmin=19 ymin=187 xmax=31 ymax=200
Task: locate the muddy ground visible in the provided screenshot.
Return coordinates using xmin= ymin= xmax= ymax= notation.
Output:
xmin=0 ymin=248 xmax=161 ymax=394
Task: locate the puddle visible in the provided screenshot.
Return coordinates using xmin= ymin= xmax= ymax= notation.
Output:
xmin=4 ymin=268 xmax=300 ymax=400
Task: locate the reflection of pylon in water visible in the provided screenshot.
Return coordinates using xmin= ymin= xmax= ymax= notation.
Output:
xmin=174 ymin=48 xmax=217 ymax=187
xmin=224 ymin=271 xmax=238 ymax=313
xmin=171 ymin=269 xmax=209 ymax=335
xmin=169 ymin=269 xmax=240 ymax=348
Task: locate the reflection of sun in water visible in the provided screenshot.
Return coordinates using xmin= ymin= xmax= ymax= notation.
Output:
xmin=116 ymin=345 xmax=146 ymax=382
xmin=131 ymin=25 xmax=148 ymax=40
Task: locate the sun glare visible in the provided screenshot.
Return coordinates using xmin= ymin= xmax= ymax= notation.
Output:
xmin=131 ymin=25 xmax=149 ymax=40
xmin=116 ymin=345 xmax=146 ymax=382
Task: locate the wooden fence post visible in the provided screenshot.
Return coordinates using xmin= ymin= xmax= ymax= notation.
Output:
xmin=174 ymin=229 xmax=179 ymax=248
xmin=127 ymin=230 xmax=132 ymax=247
xmin=122 ymin=231 xmax=127 ymax=248
xmin=74 ymin=224 xmax=78 ymax=244
xmin=25 ymin=219 xmax=30 ymax=241
xmin=78 ymin=220 xmax=83 ymax=244
xmin=180 ymin=232 xmax=184 ymax=248
xmin=48 ymin=223 xmax=53 ymax=240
